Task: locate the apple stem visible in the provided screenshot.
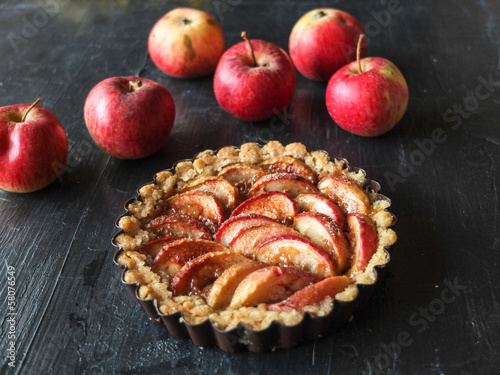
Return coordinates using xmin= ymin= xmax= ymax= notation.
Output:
xmin=315 ymin=10 xmax=327 ymax=19
xmin=22 ymin=98 xmax=41 ymax=122
xmin=356 ymin=34 xmax=365 ymax=74
xmin=128 ymin=80 xmax=142 ymax=91
xmin=241 ymin=31 xmax=257 ymax=67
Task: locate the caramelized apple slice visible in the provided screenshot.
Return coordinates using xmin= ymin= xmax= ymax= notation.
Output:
xmin=180 ymin=176 xmax=239 ymax=211
xmin=171 ymin=251 xmax=253 ymax=296
xmin=229 ymin=266 xmax=317 ymax=309
xmin=268 ymin=276 xmax=351 ymax=312
xmin=165 ymin=190 xmax=225 ymax=231
xmin=230 ymin=192 xmax=298 ymax=223
xmin=345 ymin=213 xmax=378 ymax=276
xmin=294 ymin=193 xmax=346 ymax=228
xmin=293 ymin=212 xmax=350 ymax=272
xmin=248 ymin=173 xmax=319 ymax=198
xmin=255 ymin=235 xmax=336 ymax=278
xmin=152 ymin=238 xmax=228 ymax=280
xmin=317 ymin=175 xmax=370 ymax=213
xmin=260 ymin=155 xmax=319 ymax=183
xmin=147 ymin=215 xmax=212 ymax=240
xmin=136 ymin=237 xmax=180 ymax=259
xmin=229 ymin=222 xmax=303 ymax=258
xmin=215 ymin=214 xmax=277 ymax=247
xmin=217 ymin=163 xmax=267 ymax=195
xmin=206 ymin=262 xmax=267 ymax=310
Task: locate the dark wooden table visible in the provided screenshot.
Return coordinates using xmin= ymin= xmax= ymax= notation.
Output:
xmin=1 ymin=0 xmax=499 ymax=374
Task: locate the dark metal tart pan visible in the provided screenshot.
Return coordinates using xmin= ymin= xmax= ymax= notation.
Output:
xmin=112 ymin=145 xmax=396 ymax=352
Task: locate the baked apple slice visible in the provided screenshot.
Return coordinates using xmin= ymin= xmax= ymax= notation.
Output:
xmin=152 ymin=238 xmax=228 ymax=280
xmin=136 ymin=236 xmax=180 ymax=259
xmin=247 ymin=172 xmax=319 ymax=198
xmin=317 ymin=175 xmax=370 ymax=213
xmin=230 ymin=192 xmax=298 ymax=223
xmin=215 ymin=214 xmax=277 ymax=247
xmin=229 ymin=266 xmax=317 ymax=309
xmin=255 ymin=235 xmax=336 ymax=278
xmin=294 ymin=193 xmax=346 ymax=228
xmin=147 ymin=215 xmax=212 ymax=240
xmin=229 ymin=222 xmax=303 ymax=258
xmin=293 ymin=212 xmax=350 ymax=272
xmin=165 ymin=190 xmax=225 ymax=231
xmin=180 ymin=176 xmax=239 ymax=211
xmin=345 ymin=213 xmax=378 ymax=276
xmin=206 ymin=262 xmax=267 ymax=310
xmin=260 ymin=155 xmax=319 ymax=183
xmin=171 ymin=251 xmax=253 ymax=296
xmin=268 ymin=276 xmax=351 ymax=312
xmin=217 ymin=163 xmax=267 ymax=194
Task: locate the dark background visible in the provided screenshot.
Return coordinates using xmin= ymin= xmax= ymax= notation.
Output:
xmin=1 ymin=0 xmax=499 ymax=374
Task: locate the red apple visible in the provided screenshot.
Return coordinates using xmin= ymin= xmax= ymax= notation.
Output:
xmin=214 ymin=32 xmax=296 ymax=122
xmin=326 ymin=35 xmax=409 ymax=137
xmin=148 ymin=8 xmax=225 ymax=78
xmin=0 ymin=99 xmax=68 ymax=193
xmin=289 ymin=8 xmax=366 ymax=81
xmin=84 ymin=76 xmax=175 ymax=159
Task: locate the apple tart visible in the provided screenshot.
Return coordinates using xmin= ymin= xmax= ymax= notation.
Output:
xmin=113 ymin=141 xmax=396 ymax=352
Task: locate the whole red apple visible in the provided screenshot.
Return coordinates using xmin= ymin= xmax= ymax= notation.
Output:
xmin=84 ymin=76 xmax=175 ymax=159
xmin=289 ymin=8 xmax=366 ymax=82
xmin=214 ymin=32 xmax=296 ymax=122
xmin=148 ymin=8 xmax=225 ymax=78
xmin=0 ymin=99 xmax=68 ymax=193
xmin=326 ymin=35 xmax=408 ymax=137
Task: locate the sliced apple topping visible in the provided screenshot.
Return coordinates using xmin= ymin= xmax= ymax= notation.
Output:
xmin=255 ymin=235 xmax=336 ymax=278
xmin=317 ymin=175 xmax=370 ymax=213
xmin=217 ymin=163 xmax=267 ymax=195
xmin=294 ymin=193 xmax=346 ymax=228
xmin=206 ymin=262 xmax=267 ymax=310
xmin=229 ymin=222 xmax=303 ymax=258
xmin=165 ymin=190 xmax=225 ymax=232
xmin=152 ymin=238 xmax=228 ymax=281
xmin=147 ymin=214 xmax=212 ymax=240
xmin=260 ymin=155 xmax=319 ymax=183
xmin=230 ymin=191 xmax=298 ymax=224
xmin=136 ymin=236 xmax=181 ymax=260
xmin=345 ymin=213 xmax=378 ymax=276
xmin=268 ymin=276 xmax=351 ymax=312
xmin=293 ymin=212 xmax=350 ymax=272
xmin=248 ymin=172 xmax=319 ymax=198
xmin=171 ymin=251 xmax=254 ymax=297
xmin=180 ymin=176 xmax=239 ymax=211
xmin=215 ymin=213 xmax=277 ymax=247
xmin=229 ymin=266 xmax=317 ymax=309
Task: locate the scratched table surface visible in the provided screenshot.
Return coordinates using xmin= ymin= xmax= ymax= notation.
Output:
xmin=1 ymin=0 xmax=499 ymax=374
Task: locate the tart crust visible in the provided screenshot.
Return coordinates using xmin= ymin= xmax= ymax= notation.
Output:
xmin=114 ymin=141 xmax=396 ymax=331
